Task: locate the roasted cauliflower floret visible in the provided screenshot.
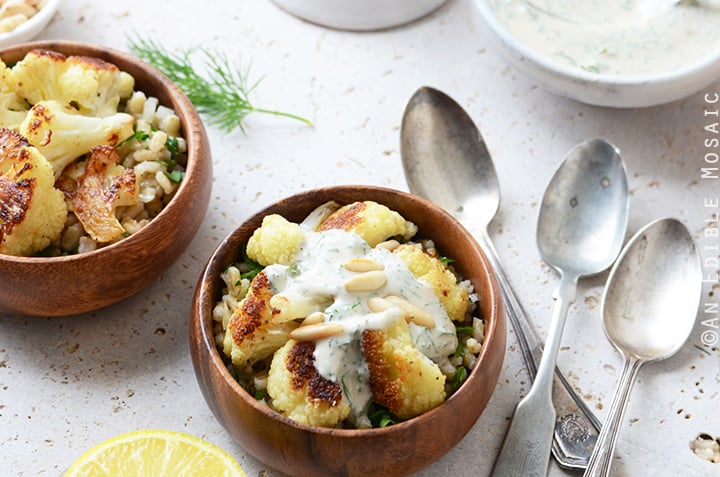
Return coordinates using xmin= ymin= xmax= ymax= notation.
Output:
xmin=392 ymin=243 xmax=470 ymax=322
xmin=6 ymin=49 xmax=135 ymax=117
xmin=246 ymin=214 xmax=304 ymax=266
xmin=362 ymin=315 xmax=446 ymax=420
xmin=223 ymin=271 xmax=299 ymax=373
xmin=18 ymin=100 xmax=135 ymax=178
xmin=0 ymin=128 xmax=67 ymax=256
xmin=71 ymin=145 xmax=139 ymax=243
xmin=267 ymin=339 xmax=351 ymax=427
xmin=318 ymin=200 xmax=417 ymax=247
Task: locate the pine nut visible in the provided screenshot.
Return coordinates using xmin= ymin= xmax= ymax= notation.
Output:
xmin=343 ymin=257 xmax=385 ymax=272
xmin=301 ymin=311 xmax=326 ymax=326
xmin=289 ymin=323 xmax=345 ymax=341
xmin=375 ymin=239 xmax=400 ymax=251
xmin=384 ymin=295 xmax=436 ymax=329
xmin=367 ymin=296 xmax=392 ymax=313
xmin=344 ymin=270 xmax=387 ymax=292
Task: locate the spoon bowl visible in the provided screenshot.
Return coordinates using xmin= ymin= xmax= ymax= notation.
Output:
xmin=401 ymin=87 xmax=499 ymax=225
xmin=583 ymin=218 xmax=702 ymax=477
xmin=538 ymin=139 xmax=630 ymax=276
xmin=603 ymin=218 xmax=701 ymax=360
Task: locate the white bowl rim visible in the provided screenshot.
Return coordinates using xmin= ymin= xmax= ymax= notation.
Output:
xmin=474 ymin=0 xmax=720 ymax=87
xmin=0 ymin=0 xmax=60 ymax=48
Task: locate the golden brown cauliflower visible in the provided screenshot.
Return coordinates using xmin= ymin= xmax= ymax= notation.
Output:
xmin=318 ymin=200 xmax=417 ymax=247
xmin=6 ymin=49 xmax=135 ymax=117
xmin=18 ymin=100 xmax=135 ymax=179
xmin=393 ymin=243 xmax=470 ymax=322
xmin=0 ymin=128 xmax=67 ymax=256
xmin=246 ymin=214 xmax=304 ymax=266
xmin=223 ymin=271 xmax=299 ymax=374
xmin=71 ymin=145 xmax=138 ymax=243
xmin=267 ymin=339 xmax=351 ymax=427
xmin=362 ymin=315 xmax=446 ymax=420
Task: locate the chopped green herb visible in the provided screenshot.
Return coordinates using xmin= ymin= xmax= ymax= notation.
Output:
xmin=117 ymin=129 xmax=150 ymax=148
xmin=447 ymin=366 xmax=467 ymax=393
xmin=240 ymin=254 xmax=264 ymax=280
xmin=165 ymin=136 xmax=180 ymax=158
xmin=166 ymin=170 xmax=185 ymax=183
xmin=453 ymin=342 xmax=465 ymax=359
xmin=580 ymin=64 xmax=601 ymax=73
xmin=439 ymin=256 xmax=455 ymax=264
xmin=455 ymin=326 xmax=475 ymax=336
xmin=369 ymin=406 xmax=398 ymax=428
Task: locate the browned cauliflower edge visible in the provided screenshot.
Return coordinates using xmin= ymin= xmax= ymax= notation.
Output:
xmin=222 ymin=271 xmax=299 ymax=374
xmin=267 ymin=339 xmax=351 ymax=427
xmin=318 ymin=200 xmax=417 ymax=247
xmin=0 ymin=128 xmax=66 ymax=256
xmin=362 ymin=315 xmax=446 ymax=420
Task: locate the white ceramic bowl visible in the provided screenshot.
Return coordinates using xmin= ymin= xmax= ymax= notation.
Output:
xmin=270 ymin=0 xmax=447 ymax=31
xmin=473 ymin=0 xmax=720 ymax=108
xmin=0 ymin=0 xmax=60 ymax=49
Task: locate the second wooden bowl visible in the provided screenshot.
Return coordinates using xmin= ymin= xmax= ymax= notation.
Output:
xmin=190 ymin=185 xmax=505 ymax=477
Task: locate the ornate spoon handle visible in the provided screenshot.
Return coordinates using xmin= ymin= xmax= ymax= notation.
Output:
xmin=475 ymin=228 xmax=600 ymax=470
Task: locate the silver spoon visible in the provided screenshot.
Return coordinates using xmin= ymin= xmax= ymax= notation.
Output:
xmin=583 ymin=218 xmax=702 ymax=477
xmin=400 ymin=86 xmax=601 ymax=469
xmin=491 ymin=138 xmax=630 ymax=477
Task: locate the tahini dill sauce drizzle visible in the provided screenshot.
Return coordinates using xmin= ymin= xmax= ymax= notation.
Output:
xmin=264 ymin=229 xmax=458 ymax=420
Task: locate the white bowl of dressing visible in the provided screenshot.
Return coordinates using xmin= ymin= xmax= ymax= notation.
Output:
xmin=473 ymin=0 xmax=720 ymax=108
xmin=270 ymin=0 xmax=448 ymax=31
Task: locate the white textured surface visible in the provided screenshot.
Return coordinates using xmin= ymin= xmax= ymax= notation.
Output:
xmin=1 ymin=0 xmax=719 ymax=476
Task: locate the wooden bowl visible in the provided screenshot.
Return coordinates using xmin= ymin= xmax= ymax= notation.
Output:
xmin=0 ymin=41 xmax=212 ymax=317
xmin=190 ymin=186 xmax=505 ymax=477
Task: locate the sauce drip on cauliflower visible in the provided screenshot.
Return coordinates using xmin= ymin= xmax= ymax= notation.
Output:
xmin=213 ymin=200 xmax=486 ymax=429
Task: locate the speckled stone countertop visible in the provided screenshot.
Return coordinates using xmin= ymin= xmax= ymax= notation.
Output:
xmin=1 ymin=1 xmax=719 ymax=476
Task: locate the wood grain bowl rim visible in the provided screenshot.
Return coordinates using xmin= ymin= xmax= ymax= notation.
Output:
xmin=191 ymin=185 xmax=505 ymax=437
xmin=0 ymin=40 xmax=210 ymax=265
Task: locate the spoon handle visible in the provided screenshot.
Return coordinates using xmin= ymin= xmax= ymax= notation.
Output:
xmin=475 ymin=228 xmax=600 ymax=469
xmin=490 ymin=275 xmax=577 ymax=476
xmin=583 ymin=357 xmax=643 ymax=477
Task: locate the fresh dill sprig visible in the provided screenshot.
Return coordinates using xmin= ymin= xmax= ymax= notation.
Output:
xmin=128 ymin=36 xmax=311 ymax=133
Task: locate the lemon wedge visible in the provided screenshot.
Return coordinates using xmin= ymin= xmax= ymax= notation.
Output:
xmin=64 ymin=429 xmax=247 ymax=477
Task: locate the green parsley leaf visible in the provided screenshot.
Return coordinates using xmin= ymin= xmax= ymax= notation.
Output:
xmin=166 ymin=170 xmax=185 ymax=183
xmin=166 ymin=136 xmax=180 ymax=158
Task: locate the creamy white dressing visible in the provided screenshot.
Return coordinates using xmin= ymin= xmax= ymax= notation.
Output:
xmin=265 ymin=229 xmax=458 ymax=421
xmin=488 ymin=0 xmax=720 ymax=76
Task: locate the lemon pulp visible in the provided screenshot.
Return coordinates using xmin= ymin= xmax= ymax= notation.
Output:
xmin=64 ymin=429 xmax=246 ymax=477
